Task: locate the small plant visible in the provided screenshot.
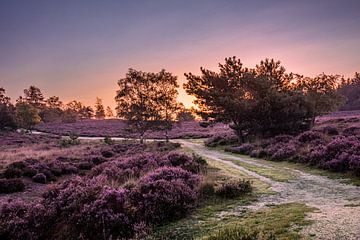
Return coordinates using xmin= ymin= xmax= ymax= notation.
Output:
xmin=103 ymin=136 xmax=115 ymax=145
xmin=32 ymin=173 xmax=47 ymax=184
xmin=215 ymin=180 xmax=252 ymax=199
xmin=206 ymin=225 xmax=276 ymax=240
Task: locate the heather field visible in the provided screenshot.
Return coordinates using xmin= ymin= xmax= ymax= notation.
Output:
xmin=34 ymin=120 xmax=232 ymax=139
xmin=1 ymin=113 xmax=360 ymax=239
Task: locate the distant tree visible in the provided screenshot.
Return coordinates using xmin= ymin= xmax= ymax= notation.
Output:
xmin=105 ymin=106 xmax=114 ymax=119
xmin=338 ymin=72 xmax=360 ymax=110
xmin=15 ymin=102 xmax=41 ymax=130
xmin=40 ymin=96 xmax=64 ymax=123
xmin=94 ymin=97 xmax=105 ymax=119
xmin=79 ymin=106 xmax=94 ymax=119
xmin=0 ymin=88 xmax=16 ymax=130
xmin=176 ymin=104 xmax=195 ymax=121
xmin=46 ymin=96 xmax=63 ymax=109
xmin=23 ymin=86 xmax=45 ymax=108
xmin=295 ymin=74 xmax=345 ymax=126
xmin=66 ymin=100 xmax=83 ymax=113
xmin=116 ymin=69 xmax=178 ymax=143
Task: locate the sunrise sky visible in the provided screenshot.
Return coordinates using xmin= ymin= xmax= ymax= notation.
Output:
xmin=1 ymin=0 xmax=360 ymax=110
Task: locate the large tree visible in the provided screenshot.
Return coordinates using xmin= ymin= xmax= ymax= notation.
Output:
xmin=184 ymin=57 xmax=342 ymax=142
xmin=338 ymin=73 xmax=360 ymax=110
xmin=115 ymin=68 xmax=179 ymax=143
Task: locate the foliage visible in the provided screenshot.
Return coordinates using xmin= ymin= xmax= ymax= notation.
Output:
xmin=94 ymin=97 xmax=105 ymax=119
xmin=15 ymin=102 xmax=41 ymax=130
xmin=0 ymin=88 xmax=16 ymax=130
xmin=338 ymin=73 xmax=360 ymax=110
xmin=115 ymin=68 xmax=179 ymax=142
xmin=0 ymin=178 xmax=25 ymax=193
xmin=215 ymin=180 xmax=252 ymax=198
xmin=103 ymin=136 xmax=115 ymax=145
xmin=184 ymin=57 xmax=344 ymax=142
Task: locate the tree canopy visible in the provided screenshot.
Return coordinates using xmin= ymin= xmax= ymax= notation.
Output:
xmin=115 ymin=68 xmax=179 ymax=142
xmin=184 ymin=57 xmax=344 ymax=142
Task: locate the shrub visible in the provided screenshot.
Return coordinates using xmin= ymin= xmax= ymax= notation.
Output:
xmin=76 ymin=188 xmax=134 ymax=239
xmin=129 ymin=167 xmax=200 ymax=223
xmin=0 ymin=178 xmax=25 ymax=193
xmin=101 ymin=150 xmax=114 ymax=158
xmin=215 ymin=180 xmax=252 ymax=199
xmin=320 ymin=126 xmax=339 ymax=135
xmin=343 ymin=126 xmax=360 ymax=136
xmin=349 ymin=155 xmax=360 ymax=176
xmin=77 ymin=162 xmax=94 ymax=170
xmin=297 ymin=131 xmax=322 ymax=143
xmin=32 ymin=173 xmax=47 ymax=183
xmin=103 ymin=136 xmax=115 ymax=145
xmin=270 ymin=143 xmax=297 ymax=161
xmin=199 ymin=181 xmax=215 ymax=197
xmin=225 ymin=143 xmax=255 ymax=155
xmin=205 ymin=133 xmax=238 ymax=147
xmin=166 ymin=152 xmax=204 ymax=173
xmin=3 ymin=167 xmax=23 ymax=178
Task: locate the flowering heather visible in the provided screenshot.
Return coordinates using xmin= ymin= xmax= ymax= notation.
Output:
xmin=35 ymin=119 xmax=232 ymax=139
xmin=225 ymin=143 xmax=255 ymax=155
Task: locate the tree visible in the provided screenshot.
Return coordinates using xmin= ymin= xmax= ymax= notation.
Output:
xmin=295 ymin=74 xmax=345 ymax=126
xmin=40 ymin=96 xmax=64 ymax=123
xmin=15 ymin=102 xmax=41 ymax=130
xmin=23 ymin=86 xmax=45 ymax=108
xmin=105 ymin=106 xmax=114 ymax=119
xmin=79 ymin=106 xmax=94 ymax=119
xmin=0 ymin=88 xmax=16 ymax=130
xmin=94 ymin=97 xmax=105 ymax=119
xmin=115 ymin=68 xmax=179 ymax=143
xmin=184 ymin=57 xmax=340 ymax=142
xmin=177 ymin=104 xmax=195 ymax=122
xmin=338 ymin=73 xmax=360 ymax=110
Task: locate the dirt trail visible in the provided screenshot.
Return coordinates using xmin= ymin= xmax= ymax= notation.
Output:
xmin=175 ymin=140 xmax=360 ymax=240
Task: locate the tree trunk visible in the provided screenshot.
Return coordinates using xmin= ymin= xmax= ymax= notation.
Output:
xmin=165 ymin=130 xmax=169 ymax=143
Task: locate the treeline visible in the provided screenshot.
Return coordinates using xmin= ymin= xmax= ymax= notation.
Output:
xmin=0 ymin=86 xmax=114 ymax=130
xmin=338 ymin=72 xmax=360 ymax=110
xmin=115 ymin=57 xmax=358 ymax=143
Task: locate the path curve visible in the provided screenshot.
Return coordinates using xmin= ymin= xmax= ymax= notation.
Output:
xmin=175 ymin=139 xmax=360 ymax=240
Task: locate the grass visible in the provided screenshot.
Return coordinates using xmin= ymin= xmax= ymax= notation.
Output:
xmin=150 ymin=145 xmax=315 ymax=240
xmin=210 ymin=143 xmax=360 ymax=186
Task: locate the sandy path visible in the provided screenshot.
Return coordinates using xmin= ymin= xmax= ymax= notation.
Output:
xmin=175 ymin=140 xmax=360 ymax=240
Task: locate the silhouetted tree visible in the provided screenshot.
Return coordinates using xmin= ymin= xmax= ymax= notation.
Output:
xmin=40 ymin=96 xmax=64 ymax=123
xmin=0 ymin=88 xmax=16 ymax=130
xmin=105 ymin=106 xmax=114 ymax=118
xmin=94 ymin=97 xmax=105 ymax=119
xmin=79 ymin=106 xmax=94 ymax=119
xmin=338 ymin=73 xmax=360 ymax=110
xmin=177 ymin=104 xmax=195 ymax=122
xmin=116 ymin=69 xmax=178 ymax=143
xmin=23 ymin=86 xmax=45 ymax=108
xmin=155 ymin=70 xmax=179 ymax=142
xmin=184 ymin=57 xmax=340 ymax=142
xmin=15 ymin=102 xmax=41 ymax=130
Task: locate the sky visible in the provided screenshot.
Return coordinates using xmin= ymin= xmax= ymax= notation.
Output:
xmin=1 ymin=0 xmax=360 ymax=110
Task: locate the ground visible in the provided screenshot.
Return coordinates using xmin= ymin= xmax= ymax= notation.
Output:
xmin=171 ymin=139 xmax=360 ymax=240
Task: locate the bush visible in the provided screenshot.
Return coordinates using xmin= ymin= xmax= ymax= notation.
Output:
xmin=297 ymin=131 xmax=322 ymax=143
xmin=166 ymin=152 xmax=204 ymax=173
xmin=199 ymin=181 xmax=215 ymax=197
xmin=103 ymin=136 xmax=115 ymax=145
xmin=129 ymin=167 xmax=200 ymax=223
xmin=270 ymin=143 xmax=297 ymax=161
xmin=225 ymin=143 xmax=255 ymax=155
xmin=215 ymin=180 xmax=252 ymax=199
xmin=320 ymin=126 xmax=339 ymax=135
xmin=101 ymin=150 xmax=114 ymax=158
xmin=205 ymin=133 xmax=238 ymax=147
xmin=0 ymin=178 xmax=25 ymax=193
xmin=76 ymin=188 xmax=134 ymax=239
xmin=32 ymin=173 xmax=47 ymax=183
